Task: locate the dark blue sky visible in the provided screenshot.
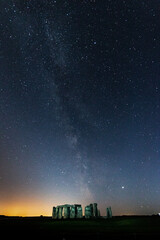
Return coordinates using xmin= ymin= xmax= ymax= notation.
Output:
xmin=0 ymin=0 xmax=160 ymax=216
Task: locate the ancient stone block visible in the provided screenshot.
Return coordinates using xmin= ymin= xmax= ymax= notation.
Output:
xmin=52 ymin=207 xmax=56 ymax=219
xmin=98 ymin=209 xmax=101 ymax=217
xmin=70 ymin=206 xmax=76 ymax=218
xmin=56 ymin=207 xmax=59 ymax=219
xmin=63 ymin=206 xmax=70 ymax=219
xmin=77 ymin=206 xmax=82 ymax=218
xmin=106 ymin=207 xmax=112 ymax=218
xmin=93 ymin=203 xmax=98 ymax=217
xmin=85 ymin=203 xmax=99 ymax=218
xmin=85 ymin=205 xmax=92 ymax=218
xmin=52 ymin=203 xmax=101 ymax=219
xmin=58 ymin=207 xmax=63 ymax=219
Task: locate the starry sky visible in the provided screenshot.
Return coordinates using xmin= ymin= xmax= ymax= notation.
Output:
xmin=0 ymin=0 xmax=160 ymax=216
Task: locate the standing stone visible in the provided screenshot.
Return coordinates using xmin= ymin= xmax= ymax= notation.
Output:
xmin=85 ymin=205 xmax=92 ymax=218
xmin=93 ymin=203 xmax=98 ymax=217
xmin=109 ymin=207 xmax=112 ymax=218
xmin=64 ymin=206 xmax=70 ymax=219
xmin=58 ymin=207 xmax=63 ymax=219
xmin=90 ymin=204 xmax=93 ymax=217
xmin=98 ymin=209 xmax=101 ymax=217
xmin=70 ymin=206 xmax=76 ymax=218
xmin=106 ymin=207 xmax=112 ymax=218
xmin=56 ymin=207 xmax=59 ymax=219
xmin=85 ymin=203 xmax=98 ymax=218
xmin=52 ymin=207 xmax=56 ymax=219
xmin=77 ymin=206 xmax=83 ymax=218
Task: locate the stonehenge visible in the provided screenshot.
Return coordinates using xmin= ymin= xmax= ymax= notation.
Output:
xmin=52 ymin=204 xmax=82 ymax=219
xmin=52 ymin=203 xmax=105 ymax=219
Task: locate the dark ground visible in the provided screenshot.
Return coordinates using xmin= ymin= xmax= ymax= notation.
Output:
xmin=0 ymin=215 xmax=160 ymax=239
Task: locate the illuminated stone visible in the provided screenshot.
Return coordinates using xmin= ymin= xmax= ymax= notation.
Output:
xmin=52 ymin=203 xmax=101 ymax=219
xmin=70 ymin=206 xmax=76 ymax=218
xmin=63 ymin=205 xmax=70 ymax=219
xmin=85 ymin=205 xmax=92 ymax=218
xmin=52 ymin=204 xmax=83 ymax=219
xmin=76 ymin=205 xmax=82 ymax=218
xmin=85 ymin=203 xmax=99 ymax=218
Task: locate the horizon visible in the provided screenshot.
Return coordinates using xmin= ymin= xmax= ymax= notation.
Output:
xmin=1 ymin=201 xmax=159 ymax=217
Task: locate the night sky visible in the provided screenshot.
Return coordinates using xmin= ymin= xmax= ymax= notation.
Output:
xmin=0 ymin=0 xmax=160 ymax=216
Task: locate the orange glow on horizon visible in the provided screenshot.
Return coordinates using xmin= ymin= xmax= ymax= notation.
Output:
xmin=1 ymin=194 xmax=139 ymax=217
xmin=1 ymin=203 xmax=52 ymax=217
xmin=1 ymin=197 xmax=57 ymax=217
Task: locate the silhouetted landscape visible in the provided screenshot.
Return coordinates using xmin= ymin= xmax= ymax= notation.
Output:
xmin=1 ymin=215 xmax=160 ymax=239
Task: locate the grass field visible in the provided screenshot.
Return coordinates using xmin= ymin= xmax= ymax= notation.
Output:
xmin=0 ymin=216 xmax=160 ymax=239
